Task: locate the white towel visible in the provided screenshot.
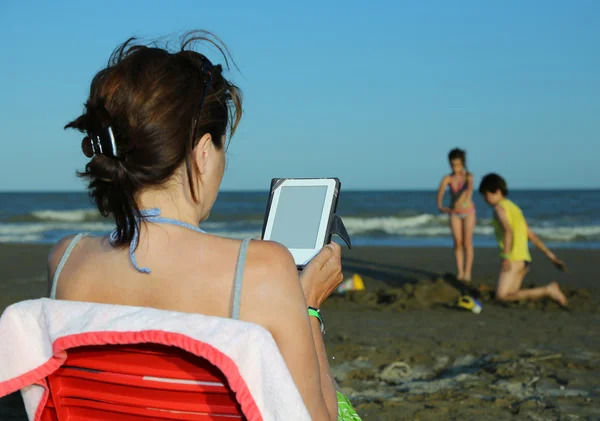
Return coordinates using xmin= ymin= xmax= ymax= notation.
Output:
xmin=0 ymin=298 xmax=310 ymax=421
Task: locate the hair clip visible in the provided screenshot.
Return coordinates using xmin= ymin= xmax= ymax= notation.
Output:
xmin=82 ymin=126 xmax=118 ymax=158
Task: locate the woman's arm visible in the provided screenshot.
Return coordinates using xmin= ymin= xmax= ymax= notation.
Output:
xmin=308 ymin=313 xmax=337 ymax=417
xmin=299 ymin=244 xmax=344 ymax=418
xmin=436 ymin=176 xmax=451 ymax=213
xmin=249 ymin=242 xmax=338 ymax=420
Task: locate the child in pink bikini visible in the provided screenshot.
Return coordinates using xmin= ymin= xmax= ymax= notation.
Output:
xmin=436 ymin=148 xmax=476 ymax=281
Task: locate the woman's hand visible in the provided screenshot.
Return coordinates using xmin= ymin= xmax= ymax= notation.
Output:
xmin=299 ymin=243 xmax=344 ymax=308
xmin=439 ymin=206 xmax=452 ymax=214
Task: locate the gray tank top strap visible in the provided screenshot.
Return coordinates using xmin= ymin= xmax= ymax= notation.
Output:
xmin=231 ymin=238 xmax=251 ymax=320
xmin=50 ymin=233 xmax=86 ymax=299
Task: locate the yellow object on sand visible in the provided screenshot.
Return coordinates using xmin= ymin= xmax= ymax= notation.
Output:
xmin=336 ymin=274 xmax=365 ymax=294
xmin=457 ymin=295 xmax=482 ymax=314
xmin=351 ymin=274 xmax=365 ymax=291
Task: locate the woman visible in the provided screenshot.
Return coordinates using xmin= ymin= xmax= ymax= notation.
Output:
xmin=48 ymin=32 xmax=351 ymax=420
xmin=436 ymin=148 xmax=476 ymax=282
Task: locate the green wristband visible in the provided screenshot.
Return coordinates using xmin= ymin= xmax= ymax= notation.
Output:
xmin=308 ymin=306 xmax=325 ymax=334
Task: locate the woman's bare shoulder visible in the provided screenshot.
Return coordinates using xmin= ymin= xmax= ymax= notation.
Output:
xmin=247 ymin=240 xmax=297 ymax=276
xmin=200 ymin=236 xmax=299 ymax=290
xmin=48 ymin=234 xmax=80 ymax=274
xmin=47 ymin=234 xmax=109 ymax=280
xmin=203 ymin=235 xmax=296 ymax=273
xmin=47 ymin=234 xmax=95 ymax=293
xmin=48 ymin=234 xmax=107 ymax=266
xmin=242 ymin=240 xmax=303 ymax=296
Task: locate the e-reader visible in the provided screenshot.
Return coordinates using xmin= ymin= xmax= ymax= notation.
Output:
xmin=262 ymin=178 xmax=351 ymax=268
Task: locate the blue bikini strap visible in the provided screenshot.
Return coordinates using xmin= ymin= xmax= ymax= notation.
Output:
xmin=109 ymin=208 xmax=206 ymax=274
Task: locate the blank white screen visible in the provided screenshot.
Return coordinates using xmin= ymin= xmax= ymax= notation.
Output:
xmin=270 ymin=186 xmax=328 ymax=249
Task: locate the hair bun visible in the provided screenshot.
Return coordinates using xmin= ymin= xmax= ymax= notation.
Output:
xmin=86 ymin=154 xmax=128 ymax=184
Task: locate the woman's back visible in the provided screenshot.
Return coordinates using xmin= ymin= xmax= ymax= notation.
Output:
xmin=50 ymin=225 xmax=266 ymax=320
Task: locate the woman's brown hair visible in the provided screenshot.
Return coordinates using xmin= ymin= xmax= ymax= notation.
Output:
xmin=65 ymin=31 xmax=243 ymax=246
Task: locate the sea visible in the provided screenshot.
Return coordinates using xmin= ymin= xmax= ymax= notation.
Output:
xmin=1 ymin=190 xmax=599 ymax=249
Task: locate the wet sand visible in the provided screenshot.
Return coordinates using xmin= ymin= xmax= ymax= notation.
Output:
xmin=1 ymin=244 xmax=599 ymax=420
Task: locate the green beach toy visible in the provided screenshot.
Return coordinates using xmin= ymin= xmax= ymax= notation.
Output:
xmin=337 ymin=391 xmax=362 ymax=420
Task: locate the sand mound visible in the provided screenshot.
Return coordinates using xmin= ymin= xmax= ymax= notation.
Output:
xmin=327 ymin=276 xmax=598 ymax=313
xmin=336 ymin=277 xmax=461 ymax=311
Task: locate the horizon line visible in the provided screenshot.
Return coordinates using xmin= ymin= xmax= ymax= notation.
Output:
xmin=1 ymin=187 xmax=599 ymax=194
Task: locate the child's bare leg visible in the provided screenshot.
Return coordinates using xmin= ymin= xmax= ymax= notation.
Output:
xmin=496 ymin=262 xmax=568 ymax=306
xmin=495 ymin=261 xmax=528 ymax=300
xmin=462 ymin=212 xmax=476 ymax=281
xmin=449 ymin=215 xmax=465 ymax=279
xmin=545 ymin=282 xmax=568 ymax=306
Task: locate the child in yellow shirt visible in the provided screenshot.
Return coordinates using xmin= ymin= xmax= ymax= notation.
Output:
xmin=479 ymin=173 xmax=568 ymax=305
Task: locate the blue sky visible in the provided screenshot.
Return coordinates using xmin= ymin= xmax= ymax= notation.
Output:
xmin=0 ymin=0 xmax=598 ymax=191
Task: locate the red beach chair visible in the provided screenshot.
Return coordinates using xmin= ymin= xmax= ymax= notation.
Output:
xmin=41 ymin=343 xmax=245 ymax=421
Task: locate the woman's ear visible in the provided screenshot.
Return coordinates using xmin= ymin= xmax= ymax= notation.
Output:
xmin=193 ymin=133 xmax=213 ymax=175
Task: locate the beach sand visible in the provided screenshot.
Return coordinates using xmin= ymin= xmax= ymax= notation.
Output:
xmin=1 ymin=244 xmax=599 ymax=420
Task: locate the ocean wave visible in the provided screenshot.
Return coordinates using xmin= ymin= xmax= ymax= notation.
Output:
xmin=1 ymin=213 xmax=600 ymax=244
xmin=341 ymin=215 xmax=600 ymax=242
xmin=32 ymin=209 xmax=102 ymax=222
xmin=343 ymin=214 xmax=446 ymax=232
xmin=0 ymin=222 xmax=115 ymax=236
xmin=344 ymin=215 xmax=492 ymax=237
xmin=3 ymin=209 xmax=105 ymax=223
xmin=532 ymin=226 xmax=600 ymax=242
xmin=5 ymin=209 xmax=264 ymax=225
xmin=197 ymin=216 xmax=600 ymax=243
xmin=0 ymin=234 xmax=44 ymax=243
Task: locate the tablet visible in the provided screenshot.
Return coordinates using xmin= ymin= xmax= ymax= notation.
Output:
xmin=262 ymin=178 xmax=340 ymax=268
